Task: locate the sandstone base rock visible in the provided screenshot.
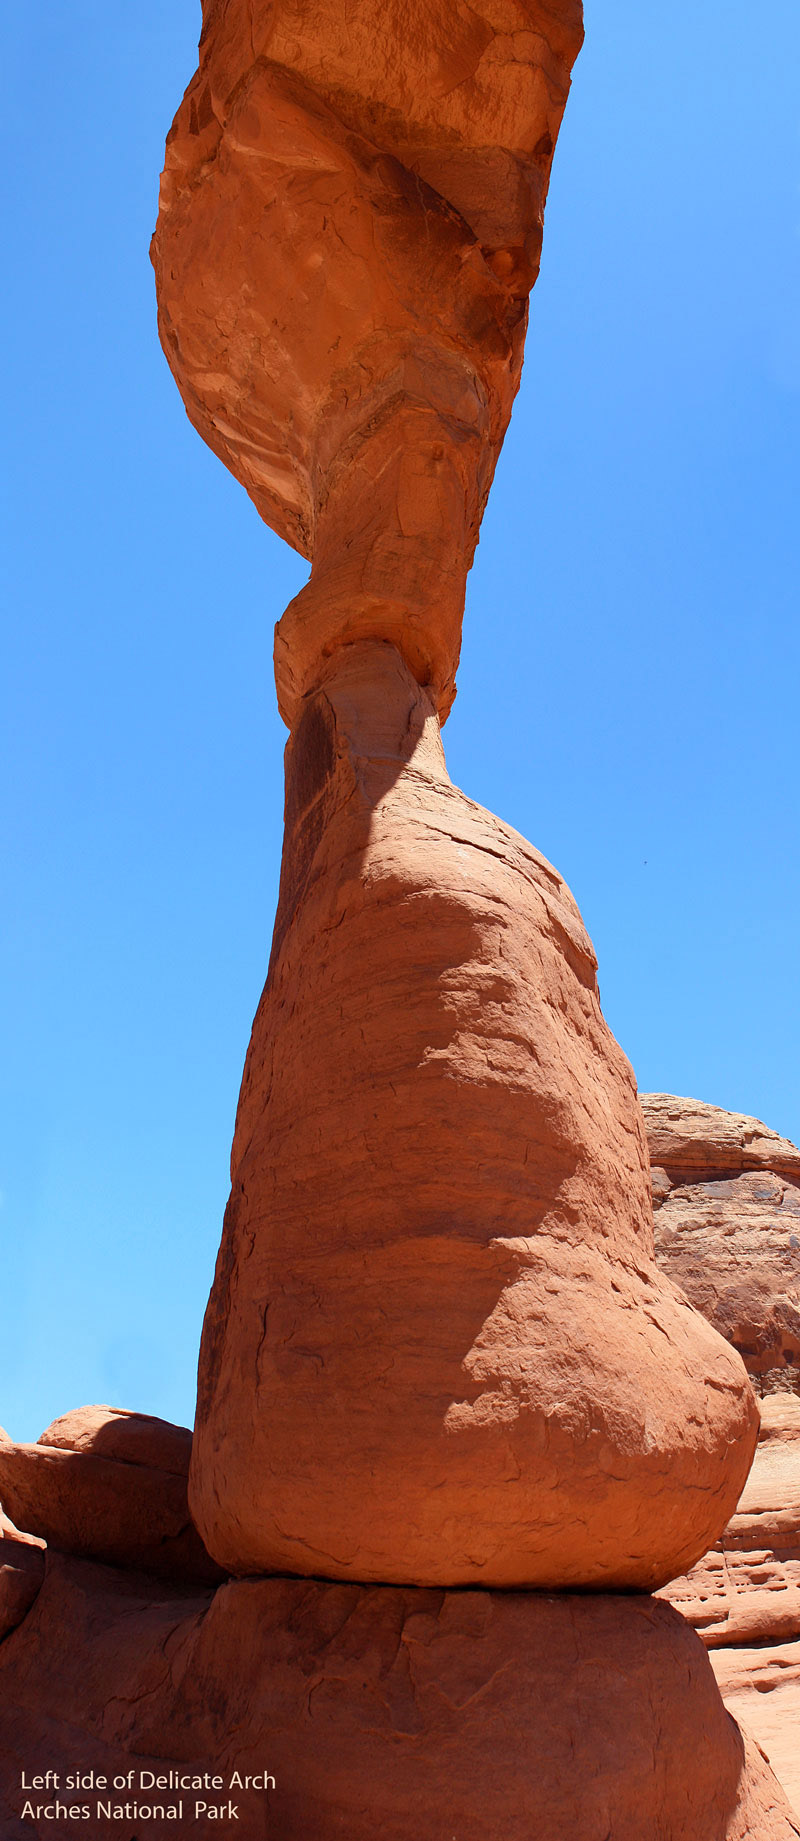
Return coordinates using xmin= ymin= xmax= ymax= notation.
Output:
xmin=0 ymin=1554 xmax=796 ymax=1841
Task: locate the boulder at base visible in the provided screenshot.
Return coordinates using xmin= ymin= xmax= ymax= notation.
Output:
xmin=0 ymin=1409 xmax=222 ymax=1586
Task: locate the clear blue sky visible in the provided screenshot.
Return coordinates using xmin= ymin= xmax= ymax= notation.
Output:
xmin=3 ymin=3 xmax=798 ymax=1443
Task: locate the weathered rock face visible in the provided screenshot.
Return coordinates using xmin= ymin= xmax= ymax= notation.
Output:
xmin=0 ymin=1536 xmax=45 ymax=1646
xmin=646 ymin=1106 xmax=800 ymax=1823
xmin=0 ymin=1554 xmax=796 ymax=1841
xmin=0 ymin=1410 xmax=222 ymax=1587
xmin=151 ymin=0 xmax=584 ymax=726
xmin=189 ymin=642 xmax=758 ymax=1587
xmin=661 ymin=1393 xmax=800 ymax=1649
xmin=644 ymin=1094 xmax=800 ymax=1396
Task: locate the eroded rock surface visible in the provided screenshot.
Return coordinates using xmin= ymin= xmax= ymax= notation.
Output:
xmin=0 ymin=1411 xmax=221 ymax=1587
xmin=0 ymin=1555 xmax=796 ymax=1841
xmin=645 ymin=1094 xmax=800 ymax=1395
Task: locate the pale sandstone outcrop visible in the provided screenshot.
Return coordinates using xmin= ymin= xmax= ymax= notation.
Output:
xmin=660 ymin=1389 xmax=800 ymax=1814
xmin=189 ymin=643 xmax=757 ymax=1587
xmin=0 ymin=1554 xmax=796 ymax=1841
xmin=644 ymin=1094 xmax=800 ymax=1182
xmin=0 ymin=1413 xmax=222 ymax=1587
xmin=712 ymin=1642 xmax=800 ymax=1826
xmin=644 ymin=1093 xmax=800 ymax=1396
xmin=661 ymin=1393 xmax=800 ymax=1648
xmin=645 ymin=1104 xmax=800 ymax=1822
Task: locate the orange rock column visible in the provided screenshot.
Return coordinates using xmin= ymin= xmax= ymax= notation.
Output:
xmin=151 ymin=3 xmax=786 ymax=1833
xmin=188 ymin=639 xmax=757 ymax=1587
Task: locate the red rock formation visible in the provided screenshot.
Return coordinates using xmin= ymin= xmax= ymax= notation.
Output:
xmin=1 ymin=1554 xmax=796 ymax=1841
xmin=152 ymin=0 xmax=584 ymax=727
xmin=645 ymin=1093 xmax=800 ymax=1395
xmin=2 ymin=9 xmax=781 ymax=1837
xmin=0 ymin=1411 xmax=222 ymax=1587
xmin=152 ymin=7 xmax=759 ymax=1594
xmin=188 ymin=642 xmax=758 ymax=1586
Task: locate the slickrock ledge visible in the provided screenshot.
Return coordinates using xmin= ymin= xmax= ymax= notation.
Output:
xmin=712 ymin=1642 xmax=800 ymax=1827
xmin=658 ymin=1385 xmax=800 ymax=1817
xmin=643 ymin=1093 xmax=800 ymax=1182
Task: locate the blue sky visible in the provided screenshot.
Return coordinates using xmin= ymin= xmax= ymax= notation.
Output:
xmin=3 ymin=2 xmax=798 ymax=1443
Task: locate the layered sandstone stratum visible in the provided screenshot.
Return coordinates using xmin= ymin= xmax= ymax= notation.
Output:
xmin=646 ymin=1095 xmax=800 ymax=1821
xmin=1 ymin=2 xmax=797 ymax=1836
